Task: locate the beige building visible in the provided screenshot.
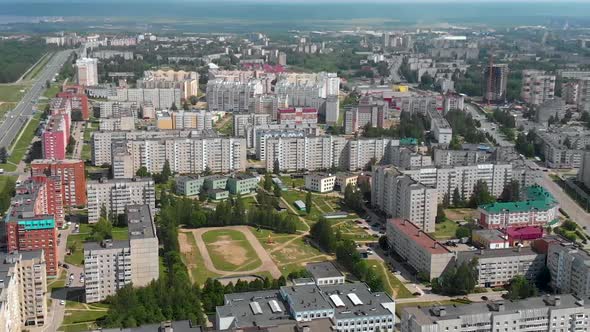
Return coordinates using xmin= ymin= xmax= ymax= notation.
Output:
xmin=386 ymin=219 xmax=453 ymax=280
xmin=401 ymin=295 xmax=590 ymax=332
xmin=373 ymin=166 xmax=438 ymax=232
xmin=0 ymin=251 xmax=47 ymax=331
xmin=548 ymin=240 xmax=590 ymax=298
xmin=86 ymin=178 xmax=155 ymax=223
xmin=305 ymin=173 xmax=336 ymax=193
xmin=84 ymin=205 xmax=159 ymax=303
xmin=335 ymin=173 xmax=358 ymax=192
xmin=76 ymin=58 xmax=98 ymax=86
xmin=138 ymin=69 xmax=199 ymax=99
xmin=156 ymin=110 xmax=212 ymax=130
xmin=521 ymin=70 xmax=556 ymax=105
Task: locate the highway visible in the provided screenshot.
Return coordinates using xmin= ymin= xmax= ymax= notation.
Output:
xmin=464 ymin=102 xmax=514 ymax=148
xmin=0 ymin=50 xmax=73 ymax=149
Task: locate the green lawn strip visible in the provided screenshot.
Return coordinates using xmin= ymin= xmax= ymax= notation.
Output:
xmin=429 ymin=218 xmax=459 ymax=240
xmin=395 ymin=299 xmax=471 ymax=317
xmin=367 ymin=259 xmax=414 ymax=299
xmin=62 ymin=308 xmax=108 ymax=325
xmin=7 ymin=112 xmax=42 ymax=164
xmin=0 ymin=176 xmax=17 ymax=193
xmin=24 ymin=52 xmax=53 ymax=81
xmin=270 ymin=236 xmax=323 ymax=267
xmin=0 ymin=84 xmax=28 ymax=103
xmin=0 ymin=102 xmax=15 ymax=119
xmin=279 ymin=176 xmax=305 ymax=188
xmin=202 ymin=229 xmax=262 ymax=271
xmin=59 ymin=322 xmax=96 ymax=332
xmin=42 ymin=81 xmax=62 ymax=100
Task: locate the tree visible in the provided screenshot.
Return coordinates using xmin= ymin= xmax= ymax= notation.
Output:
xmin=0 ymin=147 xmax=7 ymax=164
xmin=436 ymin=204 xmax=446 ymax=223
xmin=432 ymin=259 xmax=477 ymax=295
xmin=305 ymin=191 xmax=313 ymax=214
xmin=442 ymin=193 xmax=450 ymax=208
xmin=500 ymin=180 xmax=520 ymax=202
xmin=452 ymin=187 xmax=463 ymax=207
xmin=273 ymin=159 xmax=280 ymax=175
xmin=46 ymin=80 xmax=50 ymax=88
xmin=182 ymin=101 xmax=190 ymax=110
xmin=506 ymin=275 xmax=538 ymax=300
xmin=378 ymin=235 xmax=389 ymax=250
xmin=92 ymin=217 xmax=113 ymax=242
xmin=135 ymin=166 xmax=149 ymax=177
xmin=159 ymin=160 xmax=172 ymax=183
xmin=343 ymin=183 xmax=363 ymax=213
xmin=189 ymin=95 xmax=198 ymax=105
xmin=456 ymin=226 xmax=471 ymax=239
xmin=310 ymin=217 xmax=336 ymax=252
xmin=264 ymin=173 xmax=272 ymax=191
xmin=449 ymin=135 xmax=462 ymax=150
xmin=273 ymin=183 xmax=282 ymax=198
xmin=468 ymin=180 xmax=495 ymax=208
xmin=170 ymin=102 xmax=178 ymax=111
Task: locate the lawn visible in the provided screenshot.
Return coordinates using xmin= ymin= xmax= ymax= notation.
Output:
xmin=0 ymin=84 xmax=27 ymax=103
xmin=59 ymin=300 xmax=109 ymax=332
xmin=43 ymin=82 xmax=61 ymax=99
xmin=7 ymin=112 xmax=42 ymax=163
xmin=444 ymin=208 xmax=479 ymax=222
xmin=333 ymin=219 xmax=374 ymax=242
xmin=179 ymin=231 xmax=221 ymax=285
xmin=279 ymin=175 xmax=305 ymax=189
xmin=430 ymin=218 xmax=459 ymax=240
xmin=367 ymin=259 xmax=414 ymax=299
xmin=0 ymin=175 xmax=16 ymax=195
xmin=0 ymin=102 xmax=15 ymax=119
xmin=201 ymin=228 xmax=263 ymax=272
xmin=23 ymin=52 xmax=53 ymax=81
xmin=48 ymin=269 xmax=67 ymax=292
xmin=65 ymin=225 xmax=128 ymax=266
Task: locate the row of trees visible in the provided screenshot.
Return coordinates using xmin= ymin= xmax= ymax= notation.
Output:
xmin=201 ymin=276 xmax=287 ymax=313
xmin=445 ymin=109 xmax=486 ymax=145
xmin=362 ymin=111 xmax=427 ymax=142
xmin=310 ymin=218 xmax=384 ymax=292
xmin=440 ymin=180 xmax=496 ymax=210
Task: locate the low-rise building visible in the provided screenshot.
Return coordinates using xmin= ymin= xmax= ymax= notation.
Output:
xmin=84 ymin=205 xmax=158 ymax=303
xmin=427 ymin=109 xmax=452 ymax=144
xmin=386 ymin=218 xmax=453 ymax=280
xmin=175 ymin=176 xmax=205 ymax=196
xmin=401 ymin=295 xmax=590 ymax=332
xmin=305 ymin=173 xmax=336 ymax=193
xmin=457 ymin=247 xmax=546 ymax=288
xmin=506 ymin=226 xmax=544 ymax=247
xmin=471 ymin=229 xmax=509 ymax=249
xmin=227 ymin=174 xmax=258 ymax=195
xmin=306 ymin=261 xmax=345 ymax=286
xmin=335 ymin=173 xmax=358 ymax=192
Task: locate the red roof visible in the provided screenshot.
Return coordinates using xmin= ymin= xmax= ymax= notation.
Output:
xmin=506 ymin=226 xmax=543 ymax=240
xmin=388 ymin=218 xmax=450 ymax=255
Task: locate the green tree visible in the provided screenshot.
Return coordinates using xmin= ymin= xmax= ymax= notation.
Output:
xmin=310 ymin=217 xmax=336 ymax=252
xmin=452 ymin=187 xmax=463 ymax=207
xmin=436 ymin=204 xmax=446 ymax=223
xmin=182 ymin=101 xmax=190 ymax=110
xmin=456 ymin=226 xmax=471 ymax=239
xmin=500 ymin=180 xmax=520 ymax=202
xmin=160 ymin=160 xmax=172 ymax=183
xmin=170 ymin=102 xmax=178 ymax=111
xmin=442 ymin=193 xmax=450 ymax=208
xmin=305 ymin=191 xmax=313 ymax=214
xmin=135 ymin=166 xmax=149 ymax=177
xmin=92 ymin=217 xmax=113 ymax=242
xmin=449 ymin=135 xmax=462 ymax=150
xmin=432 ymin=259 xmax=477 ymax=295
xmin=264 ymin=173 xmax=272 ymax=191
xmin=273 ymin=183 xmax=282 ymax=198
xmin=0 ymin=147 xmax=7 ymax=163
xmin=468 ymin=180 xmax=495 ymax=208
xmin=506 ymin=275 xmax=538 ymax=300
xmin=378 ymin=235 xmax=389 ymax=250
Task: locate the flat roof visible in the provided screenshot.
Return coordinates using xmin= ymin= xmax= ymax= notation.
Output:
xmin=126 ymin=205 xmax=156 ymax=240
xmin=472 ymin=229 xmax=506 ymax=243
xmin=216 ymin=290 xmax=293 ymax=329
xmin=458 ymin=246 xmax=542 ymax=263
xmin=306 ymin=261 xmax=344 ymax=280
xmin=388 ymin=218 xmax=450 ymax=255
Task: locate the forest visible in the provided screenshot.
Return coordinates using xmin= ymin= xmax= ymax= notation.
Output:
xmin=0 ymin=39 xmax=49 ymax=83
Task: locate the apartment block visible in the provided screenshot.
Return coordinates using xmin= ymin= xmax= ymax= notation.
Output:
xmin=484 ymin=64 xmax=509 ymax=103
xmin=58 ymin=85 xmax=90 ymax=120
xmin=98 ymin=101 xmax=139 ymax=118
xmin=335 ymin=173 xmax=358 ymax=193
xmin=253 ymin=126 xmax=317 ymax=160
xmin=265 ymin=136 xmax=347 ymax=172
xmin=373 ymin=166 xmax=438 ymax=232
xmin=86 ymin=178 xmax=155 ymax=223
xmin=217 ymin=282 xmax=395 ymax=331
xmin=76 ymin=58 xmax=98 ymax=86
xmin=84 ymin=205 xmax=158 ymax=303
xmin=98 ymin=108 xmax=135 ymax=131
xmin=156 ymin=110 xmax=212 ymax=130
xmin=42 ymin=114 xmax=68 ymax=160
xmin=344 ymin=96 xmax=387 ymax=134
xmin=401 ymin=295 xmax=590 ymax=332
xmin=548 ymin=240 xmax=590 ymax=299
xmin=433 ymin=148 xmax=493 ymax=166
xmin=109 ymin=88 xmax=182 ymax=110
xmin=427 ymin=109 xmax=452 ymax=144
xmin=277 ymin=107 xmax=318 ymax=126
xmin=137 ymin=69 xmax=199 ymax=99
xmin=521 ymin=70 xmax=556 ymax=105
xmin=577 ymin=77 xmax=590 ymax=113
xmin=443 ymin=92 xmax=464 ymax=112
xmin=479 ymin=185 xmax=559 ymax=229
xmin=0 ymin=251 xmax=47 ymax=331
xmin=457 ymin=247 xmax=545 ymax=287
xmin=386 ymin=219 xmax=453 ymax=280
xmin=206 ymin=79 xmax=264 ymax=112
xmin=30 ymin=159 xmax=86 ymax=208
xmin=232 ymin=113 xmax=271 ymax=137
xmin=305 ymin=173 xmax=336 ymax=193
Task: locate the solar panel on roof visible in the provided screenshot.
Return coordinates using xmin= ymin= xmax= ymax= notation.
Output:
xmin=329 ymin=294 xmax=345 ymax=307
xmin=268 ymin=300 xmax=282 ymax=313
xmin=347 ymin=293 xmax=363 ymax=306
xmin=250 ymin=301 xmax=263 ymax=315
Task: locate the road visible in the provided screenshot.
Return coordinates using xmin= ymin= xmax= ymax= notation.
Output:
xmin=0 ymin=50 xmax=73 ymax=149
xmin=387 ymin=55 xmax=404 ymax=83
xmin=464 ymin=102 xmax=514 ymax=148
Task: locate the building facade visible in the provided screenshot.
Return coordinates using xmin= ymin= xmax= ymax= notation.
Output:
xmin=30 ymin=159 xmax=87 ymax=207
xmin=86 ymin=178 xmax=155 ymax=223
xmin=76 ymin=58 xmax=98 ymax=86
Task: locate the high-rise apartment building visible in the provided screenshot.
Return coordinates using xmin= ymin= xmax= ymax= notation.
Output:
xmin=484 ymin=64 xmax=509 ymax=103
xmin=521 ymin=70 xmax=556 ymax=105
xmin=137 ymin=70 xmax=199 ymax=99
xmin=76 ymin=58 xmax=99 ymax=86
xmin=427 ymin=110 xmax=452 ymax=144
xmin=42 ymin=114 xmax=68 ymax=160
xmin=277 ymin=107 xmax=318 ymax=126
xmin=0 ymin=251 xmax=47 ymax=331
xmin=577 ymin=77 xmax=590 ymax=113
xmin=110 ymin=88 xmax=182 ymax=110
xmin=233 ymin=113 xmax=271 ymax=137
xmin=344 ymin=96 xmax=387 ymax=134
xmin=548 ymin=239 xmax=590 ymax=299
xmin=372 ymin=166 xmax=438 ymax=232
xmin=156 ymin=110 xmax=212 ymax=130
xmin=84 ymin=205 xmax=158 ymax=303
xmin=30 ymin=159 xmax=87 ymax=207
xmin=86 ymin=178 xmax=155 ymax=223
xmin=206 ymin=79 xmax=264 ymax=112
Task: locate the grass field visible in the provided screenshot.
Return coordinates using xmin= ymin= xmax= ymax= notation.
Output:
xmin=179 ymin=231 xmax=221 ymax=285
xmin=333 ymin=219 xmax=375 ymax=242
xmin=430 ymin=218 xmax=459 ymax=240
xmin=65 ymin=225 xmax=129 ymax=266
xmin=0 ymin=175 xmax=16 ymax=195
xmin=43 ymin=82 xmax=61 ymax=99
xmin=445 ymin=208 xmax=478 ymax=222
xmin=367 ymin=259 xmax=413 ymax=299
xmin=202 ymin=228 xmax=263 ymax=272
xmin=7 ymin=112 xmax=41 ymax=163
xmin=0 ymin=102 xmax=15 ymax=119
xmin=0 ymin=84 xmax=27 ymax=103
xmin=59 ymin=300 xmax=109 ymax=332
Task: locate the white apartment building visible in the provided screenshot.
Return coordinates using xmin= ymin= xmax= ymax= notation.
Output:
xmin=84 ymin=205 xmax=159 ymax=303
xmin=109 ymin=88 xmax=182 ymax=110
xmin=76 ymin=58 xmax=98 ymax=86
xmin=265 ymin=136 xmax=347 ymax=172
xmin=427 ymin=109 xmax=453 ymax=144
xmin=233 ymin=113 xmax=271 ymax=137
xmin=206 ymin=79 xmax=264 ymax=112
xmin=521 ymin=70 xmax=556 ymax=105
xmin=99 ymin=115 xmax=135 ymax=131
xmin=578 ymin=77 xmax=590 ymax=113
xmin=138 ymin=70 xmax=199 ymax=99
xmin=548 ymin=240 xmax=590 ymax=299
xmin=373 ymin=166 xmax=438 ymax=232
xmin=0 ymin=251 xmax=47 ymax=332
xmin=386 ymin=219 xmax=454 ymax=280
xmin=98 ymin=101 xmax=139 ymax=118
xmin=86 ymin=178 xmax=155 ymax=223
xmin=305 ymin=173 xmax=336 ymax=193
xmin=401 ymin=295 xmax=590 ymax=332
xmin=402 ymin=163 xmax=512 ymax=204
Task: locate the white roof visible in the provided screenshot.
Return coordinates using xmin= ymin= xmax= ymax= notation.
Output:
xmin=329 ymin=294 xmax=345 ymax=307
xmin=347 ymin=293 xmax=363 ymax=306
xmin=269 ymin=300 xmax=282 ymax=313
xmin=250 ymin=301 xmax=262 ymax=315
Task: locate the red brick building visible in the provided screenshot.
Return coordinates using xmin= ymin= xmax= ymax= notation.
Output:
xmin=4 ymin=180 xmax=60 ymax=275
xmin=58 ymin=85 xmax=90 ymax=120
xmin=31 ymin=159 xmax=87 ymax=207
xmin=42 ymin=115 xmax=68 ymax=160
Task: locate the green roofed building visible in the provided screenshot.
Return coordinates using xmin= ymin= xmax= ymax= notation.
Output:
xmin=478 ymin=185 xmax=559 ymax=230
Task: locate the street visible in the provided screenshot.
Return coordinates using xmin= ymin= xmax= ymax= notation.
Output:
xmin=464 ymin=102 xmax=514 ymax=147
xmin=0 ymin=50 xmax=73 ymax=149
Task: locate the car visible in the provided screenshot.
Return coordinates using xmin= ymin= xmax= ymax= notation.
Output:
xmin=363 ymin=226 xmax=369 ymax=230
xmin=60 ymin=300 xmax=65 ymax=305
xmin=62 ymin=263 xmax=69 ymax=269
xmin=355 ymin=220 xmax=363 ymax=224
xmin=366 ymin=247 xmax=373 ymax=252
xmin=481 ymin=296 xmax=488 ymax=301
xmin=372 ymin=234 xmax=379 ymax=238
xmin=412 ymin=292 xmax=422 ymax=297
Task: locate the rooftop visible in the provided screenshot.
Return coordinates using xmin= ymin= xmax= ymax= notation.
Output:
xmin=480 ymin=185 xmax=557 ymax=214
xmin=458 ymin=246 xmax=542 ymax=263
xmin=388 ymin=218 xmax=450 ymax=255
xmin=216 ymin=290 xmax=293 ymax=329
xmin=506 ymin=226 xmax=544 ymax=239
xmin=320 ymin=282 xmax=395 ymax=320
xmin=96 ymin=320 xmax=203 ymax=332
xmin=472 ymin=229 xmax=506 ymax=243
xmin=403 ymin=295 xmax=589 ymax=325
xmin=306 ymin=261 xmax=344 ymax=280
xmin=126 ymin=205 xmax=156 ymax=240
